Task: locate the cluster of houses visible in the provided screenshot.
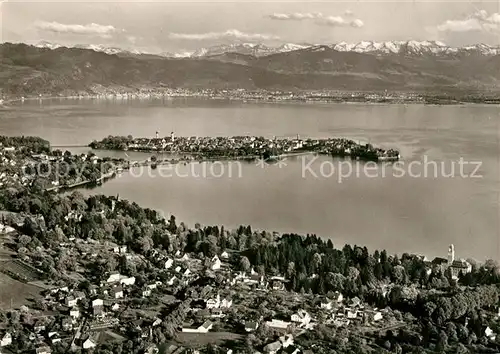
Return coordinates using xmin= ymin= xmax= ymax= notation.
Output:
xmin=123 ymin=134 xmax=306 ymax=155
xmin=0 ymin=221 xmax=403 ymax=354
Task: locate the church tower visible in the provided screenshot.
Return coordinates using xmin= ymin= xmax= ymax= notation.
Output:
xmin=448 ymin=244 xmax=455 ymax=264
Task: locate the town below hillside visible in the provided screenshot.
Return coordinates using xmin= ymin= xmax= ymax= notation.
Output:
xmin=2 ymin=43 xmax=500 ymax=104
xmin=0 ymin=136 xmax=500 ymax=354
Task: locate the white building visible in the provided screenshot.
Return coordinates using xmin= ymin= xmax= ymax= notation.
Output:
xmin=92 ymin=299 xmax=104 ymax=307
xmin=70 ymin=308 xmax=80 ymax=319
xmin=279 ymin=334 xmax=294 ymax=348
xmin=266 ymin=319 xmax=291 ymax=330
xmin=206 ymin=294 xmax=220 ymax=309
xmin=111 ymin=286 xmax=124 ymax=299
xmin=291 ymin=310 xmax=311 ymax=327
xmin=120 ymin=276 xmax=136 ymax=286
xmin=0 ymin=333 xmax=12 ymax=347
xmin=211 ymin=255 xmax=221 ymax=270
xmin=83 ymin=338 xmax=96 ymax=349
xmin=65 ymin=296 xmax=77 ymax=307
xmin=182 ymin=321 xmax=213 ymax=333
xmin=164 ymin=258 xmax=174 ymax=269
xmin=106 ymin=272 xmax=121 ymax=283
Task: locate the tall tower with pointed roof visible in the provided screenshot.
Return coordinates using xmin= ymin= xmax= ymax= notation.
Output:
xmin=448 ymin=244 xmax=455 ymax=264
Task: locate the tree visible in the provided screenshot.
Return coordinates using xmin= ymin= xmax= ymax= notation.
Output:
xmin=240 ymin=256 xmax=251 ymax=272
xmin=436 ymin=331 xmax=448 ymax=352
xmin=312 ymin=253 xmax=322 ymax=273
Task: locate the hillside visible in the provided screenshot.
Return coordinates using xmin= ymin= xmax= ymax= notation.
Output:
xmin=1 ymin=42 xmax=499 ymax=98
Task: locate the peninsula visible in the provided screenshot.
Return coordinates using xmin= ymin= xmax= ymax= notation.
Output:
xmin=89 ymin=134 xmax=401 ymax=162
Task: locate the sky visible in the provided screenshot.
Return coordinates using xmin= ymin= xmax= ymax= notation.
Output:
xmin=1 ymin=0 xmax=500 ymax=54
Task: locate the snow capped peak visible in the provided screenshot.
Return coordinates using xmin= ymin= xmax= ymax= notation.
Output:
xmin=330 ymin=40 xmax=500 ymax=56
xmin=35 ymin=41 xmax=64 ymax=50
xmin=29 ymin=40 xmax=500 ymax=58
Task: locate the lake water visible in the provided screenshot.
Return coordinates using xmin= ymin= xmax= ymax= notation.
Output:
xmin=1 ymin=98 xmax=499 ymax=260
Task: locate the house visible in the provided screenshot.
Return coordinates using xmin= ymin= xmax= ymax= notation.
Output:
xmin=167 ymin=276 xmax=178 ymax=286
xmin=183 ymin=269 xmax=191 ymax=277
xmin=220 ymin=298 xmax=232 ymax=308
xmin=211 ymin=255 xmax=221 ymax=270
xmin=62 ymin=318 xmax=73 ymax=331
xmin=485 ymin=326 xmax=496 ymax=340
xmin=0 ymin=333 xmax=12 ymax=347
xmin=106 ymin=272 xmax=121 ymax=283
xmin=74 ymin=291 xmax=86 ymax=301
xmin=372 ymin=312 xmax=383 ymax=322
xmin=48 ymin=332 xmax=60 ymax=344
xmin=69 ymin=308 xmax=80 ymax=319
xmin=142 ymin=289 xmax=151 ymax=297
xmin=152 ymin=318 xmax=162 ymax=327
xmin=111 ymin=286 xmax=124 ymax=299
xmin=450 ymin=259 xmax=472 ymax=280
xmin=333 ymin=318 xmax=350 ymax=327
xmin=332 ymin=291 xmax=344 ymax=303
xmin=89 ymin=285 xmax=98 ymax=295
xmin=92 ymin=299 xmax=104 ymax=307
xmin=83 ymin=338 xmax=96 ymax=349
xmin=164 ymin=258 xmax=174 ymax=269
xmin=270 ymin=277 xmax=285 ymax=290
xmin=279 ymin=334 xmax=294 ymax=348
xmin=221 ymin=251 xmax=229 ymax=260
xmin=34 ymin=323 xmax=46 ymax=333
xmin=263 ymin=341 xmax=282 ymax=354
xmin=266 ymin=319 xmax=291 ymax=330
xmin=206 ymin=294 xmax=220 ymax=309
xmin=182 ymin=321 xmax=213 ymax=333
xmin=320 ymin=300 xmax=333 ymax=310
xmin=245 ymin=322 xmax=259 ymax=332
xmin=65 ymin=295 xmax=77 ymax=307
xmin=147 ymin=283 xmax=157 ymax=290
xmin=111 ymin=303 xmax=120 ymax=311
xmin=120 ymin=277 xmax=136 ymax=286
xmin=347 ymin=310 xmax=357 ymax=319
xmin=349 ymin=297 xmax=362 ymax=308
xmin=291 ymin=310 xmax=311 ymax=327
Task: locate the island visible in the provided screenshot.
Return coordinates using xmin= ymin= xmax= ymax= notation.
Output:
xmin=89 ymin=134 xmax=401 ymax=163
xmin=1 ymin=135 xmax=499 ymax=354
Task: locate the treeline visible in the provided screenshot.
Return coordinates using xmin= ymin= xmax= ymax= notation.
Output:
xmin=0 ymin=136 xmax=50 ymax=154
xmin=89 ymin=135 xmax=134 ymax=150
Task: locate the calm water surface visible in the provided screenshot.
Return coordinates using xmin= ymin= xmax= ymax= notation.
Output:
xmin=1 ymin=98 xmax=499 ymax=260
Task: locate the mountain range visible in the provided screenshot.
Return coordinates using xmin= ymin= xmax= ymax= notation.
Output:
xmin=1 ymin=42 xmax=499 ymax=98
xmin=32 ymin=40 xmax=500 ymax=58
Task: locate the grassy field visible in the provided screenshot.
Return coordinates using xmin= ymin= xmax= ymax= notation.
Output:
xmin=0 ymin=272 xmax=43 ymax=309
xmin=175 ymin=331 xmax=243 ymax=347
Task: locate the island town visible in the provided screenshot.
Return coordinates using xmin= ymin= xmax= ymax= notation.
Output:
xmin=89 ymin=133 xmax=400 ymax=163
xmin=0 ymin=136 xmax=499 ymax=354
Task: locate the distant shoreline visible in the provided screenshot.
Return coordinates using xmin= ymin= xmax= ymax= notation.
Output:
xmin=2 ymin=90 xmax=500 ymax=107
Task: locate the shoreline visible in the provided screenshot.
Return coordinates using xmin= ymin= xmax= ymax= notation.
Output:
xmin=2 ymin=91 xmax=500 ymax=107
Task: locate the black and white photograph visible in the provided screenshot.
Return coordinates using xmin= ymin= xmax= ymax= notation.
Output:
xmin=0 ymin=0 xmax=499 ymax=353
